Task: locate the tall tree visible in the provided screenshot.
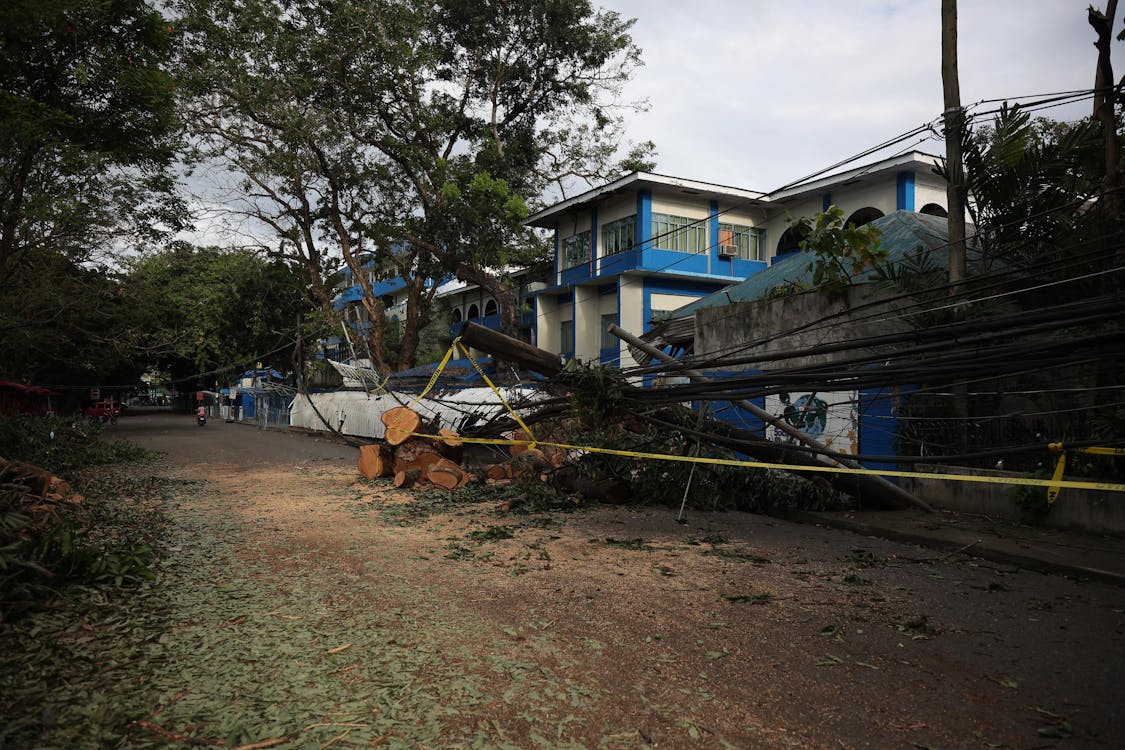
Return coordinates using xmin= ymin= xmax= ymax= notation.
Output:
xmin=177 ymin=0 xmax=652 ymax=371
xmin=122 ymin=244 xmax=312 ymax=385
xmin=0 ymin=0 xmax=183 ymax=281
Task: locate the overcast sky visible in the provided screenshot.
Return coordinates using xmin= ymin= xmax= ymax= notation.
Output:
xmin=597 ymin=0 xmax=1122 ymax=191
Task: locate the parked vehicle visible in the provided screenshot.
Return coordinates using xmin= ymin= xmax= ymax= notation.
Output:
xmin=84 ymin=401 xmax=121 ymax=425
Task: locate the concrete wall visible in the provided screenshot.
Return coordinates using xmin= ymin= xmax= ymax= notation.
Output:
xmin=695 ymin=284 xmax=912 ymax=371
xmin=903 ymin=465 xmax=1125 ymax=534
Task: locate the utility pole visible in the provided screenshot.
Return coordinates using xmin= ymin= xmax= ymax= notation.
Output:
xmin=941 ymin=0 xmax=967 ymax=292
xmin=942 ymin=0 xmax=971 ymax=451
xmin=1089 ymin=0 xmax=1121 ymax=217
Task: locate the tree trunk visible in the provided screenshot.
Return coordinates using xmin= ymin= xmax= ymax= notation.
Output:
xmin=396 ymin=276 xmax=430 ymax=371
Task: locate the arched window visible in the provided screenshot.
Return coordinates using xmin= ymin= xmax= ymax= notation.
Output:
xmin=845 ymin=207 xmax=884 ymax=227
xmin=776 ymin=224 xmax=809 ymax=255
xmin=484 ymin=299 xmax=498 ymax=316
xmin=451 ymin=308 xmax=463 ymax=324
xmin=920 ymin=203 xmax=948 ymax=218
xmin=467 ymin=304 xmax=479 ymax=320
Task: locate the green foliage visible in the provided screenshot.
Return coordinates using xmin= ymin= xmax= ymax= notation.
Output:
xmin=566 ymin=413 xmax=843 ymax=513
xmin=953 ymin=106 xmax=1103 ymax=268
xmin=0 ymin=428 xmax=168 ymax=620
xmin=122 ymin=244 xmax=311 ymax=384
xmin=564 ymin=362 xmax=627 ymax=429
xmin=177 ymin=0 xmax=652 ymax=349
xmin=787 ymin=205 xmax=887 ymax=295
xmin=0 ymin=0 xmax=183 ymax=276
xmin=1008 ymin=468 xmax=1052 ymax=516
xmin=0 ymin=415 xmax=152 ymax=476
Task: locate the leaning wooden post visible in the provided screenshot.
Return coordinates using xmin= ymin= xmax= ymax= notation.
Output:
xmin=457 ymin=321 xmax=563 ymax=376
xmin=608 ymin=324 xmax=933 ymax=512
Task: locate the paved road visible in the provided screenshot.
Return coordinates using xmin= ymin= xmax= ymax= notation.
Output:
xmin=94 ymin=410 xmax=1125 ymax=749
xmin=111 ymin=409 xmax=356 ymax=466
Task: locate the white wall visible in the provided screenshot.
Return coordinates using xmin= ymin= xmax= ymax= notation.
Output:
xmin=596 ymin=194 xmax=636 ymax=227
xmin=618 ymin=276 xmax=644 ymax=369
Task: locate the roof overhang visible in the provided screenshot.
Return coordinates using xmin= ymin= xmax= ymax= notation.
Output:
xmin=525 ymin=172 xmax=767 ymax=228
xmin=768 ymin=151 xmax=942 ymax=204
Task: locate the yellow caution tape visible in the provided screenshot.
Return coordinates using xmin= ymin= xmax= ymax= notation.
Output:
xmin=398 ymin=432 xmax=1125 ymax=494
xmin=1048 ymin=443 xmax=1125 ymax=457
xmin=461 ymin=347 xmax=539 ymax=447
xmin=407 ymin=338 xmax=460 ymax=408
xmin=1046 ymin=450 xmax=1067 ymax=506
xmin=1044 ymin=443 xmax=1125 ymax=503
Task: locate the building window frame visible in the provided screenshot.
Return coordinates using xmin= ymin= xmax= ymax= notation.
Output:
xmin=718 ymin=222 xmax=765 ymax=261
xmin=652 ymin=213 xmax=707 ymax=254
xmin=601 ymin=215 xmax=636 ymax=256
xmin=561 ymin=230 xmax=591 ymax=268
xmin=560 ymin=320 xmax=574 ymax=356
xmin=599 ymin=313 xmax=619 ymax=351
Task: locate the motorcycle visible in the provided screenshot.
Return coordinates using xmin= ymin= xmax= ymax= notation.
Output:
xmin=196 ymin=409 xmax=207 ymax=427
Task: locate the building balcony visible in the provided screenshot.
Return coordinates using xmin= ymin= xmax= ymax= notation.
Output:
xmin=559 ymin=247 xmax=766 ymax=286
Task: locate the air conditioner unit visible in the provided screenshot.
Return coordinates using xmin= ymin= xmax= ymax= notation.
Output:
xmin=718 ymin=244 xmax=738 ymax=259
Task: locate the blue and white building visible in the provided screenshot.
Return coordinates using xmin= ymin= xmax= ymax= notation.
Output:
xmin=524 ymin=151 xmax=949 ymax=368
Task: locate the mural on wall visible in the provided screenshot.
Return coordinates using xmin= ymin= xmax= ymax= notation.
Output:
xmin=764 ymin=391 xmax=859 ymax=455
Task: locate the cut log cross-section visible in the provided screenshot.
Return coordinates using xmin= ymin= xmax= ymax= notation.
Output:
xmin=436 ymin=428 xmax=464 ymax=464
xmin=357 ymin=444 xmax=394 ymax=479
xmin=393 ymin=438 xmax=445 ymax=474
xmin=427 ymin=458 xmax=468 ymax=490
xmin=393 ymin=467 xmax=422 ymax=489
xmin=381 ymin=406 xmax=422 ymax=446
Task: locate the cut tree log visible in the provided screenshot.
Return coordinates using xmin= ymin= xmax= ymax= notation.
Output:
xmin=485 ymin=463 xmax=512 ymax=481
xmin=393 ymin=438 xmax=445 ymax=474
xmin=357 ymin=444 xmax=394 ymax=479
xmin=381 ymin=406 xmax=421 ymax=445
xmin=508 ymin=429 xmax=531 ymax=458
xmin=426 ymin=458 xmax=467 ymax=490
xmin=393 ymin=467 xmax=422 ymax=489
xmin=511 ymin=447 xmax=551 ymax=477
xmin=437 ymin=429 xmax=464 ymax=464
xmin=0 ymin=458 xmax=54 ymax=497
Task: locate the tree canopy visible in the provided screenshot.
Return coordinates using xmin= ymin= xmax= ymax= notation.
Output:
xmin=122 ymin=245 xmax=310 ymax=386
xmin=0 ymin=0 xmax=183 ymax=279
xmin=177 ymin=0 xmax=653 ymax=369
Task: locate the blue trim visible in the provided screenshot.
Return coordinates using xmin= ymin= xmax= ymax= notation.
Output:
xmin=822 ymin=193 xmax=832 ymax=212
xmin=860 ymin=386 xmax=903 ymax=476
xmin=590 ymin=206 xmax=598 ymax=272
xmin=708 ymin=370 xmax=766 ymax=437
xmin=529 ymin=297 xmax=538 ymax=347
xmin=709 ymin=200 xmax=720 ymax=268
xmin=896 ymin=171 xmax=915 ymax=211
xmin=642 ymin=277 xmax=726 ymax=332
xmin=636 ymin=190 xmax=653 ymax=251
